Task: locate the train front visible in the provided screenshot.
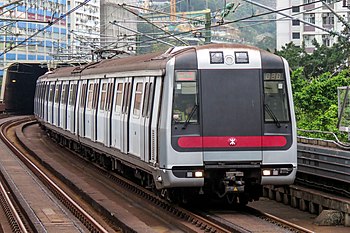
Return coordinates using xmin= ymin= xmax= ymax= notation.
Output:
xmin=156 ymin=44 xmax=297 ymax=203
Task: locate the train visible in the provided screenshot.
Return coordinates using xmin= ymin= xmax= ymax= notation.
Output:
xmin=34 ymin=44 xmax=297 ymax=204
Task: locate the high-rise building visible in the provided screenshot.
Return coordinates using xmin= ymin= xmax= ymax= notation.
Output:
xmin=276 ymin=0 xmax=350 ymax=52
xmin=0 ymin=0 xmax=69 ymax=100
xmin=70 ymin=0 xmax=100 ymax=61
xmin=0 ymin=0 xmax=69 ymax=70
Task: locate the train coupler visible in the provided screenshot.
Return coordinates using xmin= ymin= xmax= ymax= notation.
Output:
xmin=216 ymin=171 xmax=245 ymax=198
xmin=224 ymin=171 xmax=245 ymax=193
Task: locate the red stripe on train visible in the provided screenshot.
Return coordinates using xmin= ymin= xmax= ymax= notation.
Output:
xmin=177 ymin=136 xmax=287 ymax=148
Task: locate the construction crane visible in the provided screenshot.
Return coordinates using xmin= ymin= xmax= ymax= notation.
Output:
xmin=170 ymin=0 xmax=176 ymax=21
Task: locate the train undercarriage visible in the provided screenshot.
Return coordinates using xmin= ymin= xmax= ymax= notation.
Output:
xmin=44 ymin=125 xmax=263 ymax=205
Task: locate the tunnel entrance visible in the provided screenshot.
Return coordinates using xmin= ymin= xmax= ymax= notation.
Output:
xmin=3 ymin=63 xmax=47 ymax=114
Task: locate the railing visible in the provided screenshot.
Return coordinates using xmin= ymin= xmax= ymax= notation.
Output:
xmin=296 ymin=129 xmax=350 ymax=197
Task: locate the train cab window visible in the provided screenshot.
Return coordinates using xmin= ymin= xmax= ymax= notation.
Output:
xmin=115 ymin=83 xmax=123 ymax=114
xmin=100 ymin=83 xmax=107 ymax=110
xmin=133 ymin=83 xmax=143 ymax=117
xmin=172 ymin=71 xmax=198 ymax=124
xmin=263 ymin=71 xmax=290 ymax=123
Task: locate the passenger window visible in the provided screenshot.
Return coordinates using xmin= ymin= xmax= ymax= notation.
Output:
xmin=123 ymin=82 xmax=132 ymax=114
xmin=87 ymin=83 xmax=94 ymax=109
xmin=54 ymin=84 xmax=61 ymax=103
xmin=115 ymin=83 xmax=123 ymax=114
xmin=80 ymin=84 xmax=87 ymax=108
xmin=147 ymin=83 xmax=154 ymax=117
xmin=49 ymin=84 xmax=55 ymax=103
xmin=133 ymin=83 xmax=143 ymax=116
xmin=61 ymin=84 xmax=69 ymax=104
xmin=142 ymin=83 xmax=149 ymax=117
xmin=106 ymin=83 xmax=114 ymax=111
xmin=69 ymin=84 xmax=77 ymax=106
xmin=172 ymin=71 xmax=198 ymax=124
xmin=100 ymin=83 xmax=107 ymax=110
xmin=92 ymin=83 xmax=99 ymax=110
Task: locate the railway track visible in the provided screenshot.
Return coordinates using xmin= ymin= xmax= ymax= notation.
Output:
xmin=0 ymin=177 xmax=29 ymax=233
xmin=12 ymin=117 xmax=315 ymax=232
xmin=0 ymin=117 xmax=110 ymax=233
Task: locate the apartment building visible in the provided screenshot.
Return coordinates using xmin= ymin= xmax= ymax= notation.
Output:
xmin=70 ymin=0 xmax=100 ymax=60
xmin=276 ymin=0 xmax=350 ymax=52
xmin=0 ymin=0 xmax=69 ymax=75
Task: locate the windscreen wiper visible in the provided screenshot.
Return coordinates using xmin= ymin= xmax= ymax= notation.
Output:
xmin=264 ymin=104 xmax=281 ymax=128
xmin=182 ymin=104 xmax=198 ymax=129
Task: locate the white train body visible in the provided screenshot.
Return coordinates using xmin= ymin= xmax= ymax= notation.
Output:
xmin=34 ymin=44 xmax=297 ymax=203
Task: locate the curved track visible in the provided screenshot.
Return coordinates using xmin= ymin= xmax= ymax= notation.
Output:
xmin=16 ymin=118 xmax=315 ymax=232
xmin=0 ymin=116 xmax=110 ymax=233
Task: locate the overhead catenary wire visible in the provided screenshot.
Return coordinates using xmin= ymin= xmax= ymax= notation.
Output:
xmin=242 ymin=0 xmax=347 ymax=39
xmin=119 ymin=3 xmax=190 ymax=46
xmin=110 ymin=0 xmax=342 ymax=52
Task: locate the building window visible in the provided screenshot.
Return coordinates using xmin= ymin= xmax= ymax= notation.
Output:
xmin=292 ymin=19 xmax=300 ymax=26
xmin=292 ymin=6 xmax=300 ymax=12
xmin=322 ymin=13 xmax=334 ymax=25
xmin=304 ymin=0 xmax=315 ymax=3
xmin=322 ymin=35 xmax=331 ymax=46
xmin=304 ymin=13 xmax=315 ymax=24
xmin=292 ymin=32 xmax=300 ymax=39
xmin=304 ymin=35 xmax=315 ymax=47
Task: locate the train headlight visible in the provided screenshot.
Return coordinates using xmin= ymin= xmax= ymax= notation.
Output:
xmin=262 ymin=169 xmax=271 ymax=176
xmin=262 ymin=167 xmax=293 ymax=176
xmin=194 ymin=171 xmax=203 ymax=178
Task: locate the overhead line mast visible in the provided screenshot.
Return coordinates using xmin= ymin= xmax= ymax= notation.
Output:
xmin=170 ymin=0 xmax=176 ymax=21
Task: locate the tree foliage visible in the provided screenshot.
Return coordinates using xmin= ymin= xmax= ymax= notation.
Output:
xmin=279 ymin=39 xmax=350 ymax=140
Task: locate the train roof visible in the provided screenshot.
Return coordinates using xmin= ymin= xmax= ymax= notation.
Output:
xmin=38 ymin=43 xmax=270 ymax=81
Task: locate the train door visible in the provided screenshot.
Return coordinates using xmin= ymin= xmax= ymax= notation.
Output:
xmin=44 ymin=82 xmax=50 ymax=122
xmin=104 ymin=80 xmax=114 ymax=147
xmin=60 ymin=81 xmax=69 ymax=129
xmin=97 ymin=79 xmax=108 ymax=143
xmin=67 ymin=81 xmax=78 ymax=133
xmin=96 ymin=78 xmax=114 ymax=145
xmin=111 ymin=79 xmax=125 ymax=150
xmin=47 ymin=82 xmax=55 ymax=124
xmin=200 ymin=69 xmax=263 ymax=162
xmin=77 ymin=80 xmax=88 ymax=138
xmin=85 ymin=79 xmax=100 ymax=141
xmin=140 ymin=77 xmax=155 ymax=162
xmin=149 ymin=76 xmax=162 ymax=164
xmin=53 ymin=82 xmax=62 ymax=127
xmin=129 ymin=78 xmax=147 ymax=158
xmin=121 ymin=78 xmax=132 ymax=153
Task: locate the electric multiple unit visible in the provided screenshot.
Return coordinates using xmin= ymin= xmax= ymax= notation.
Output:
xmin=34 ymin=44 xmax=297 ymax=204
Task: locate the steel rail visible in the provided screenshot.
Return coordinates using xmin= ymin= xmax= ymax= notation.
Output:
xmin=257 ymin=210 xmax=315 ymax=233
xmin=0 ymin=118 xmax=108 ymax=233
xmin=0 ymin=181 xmax=28 ymax=233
